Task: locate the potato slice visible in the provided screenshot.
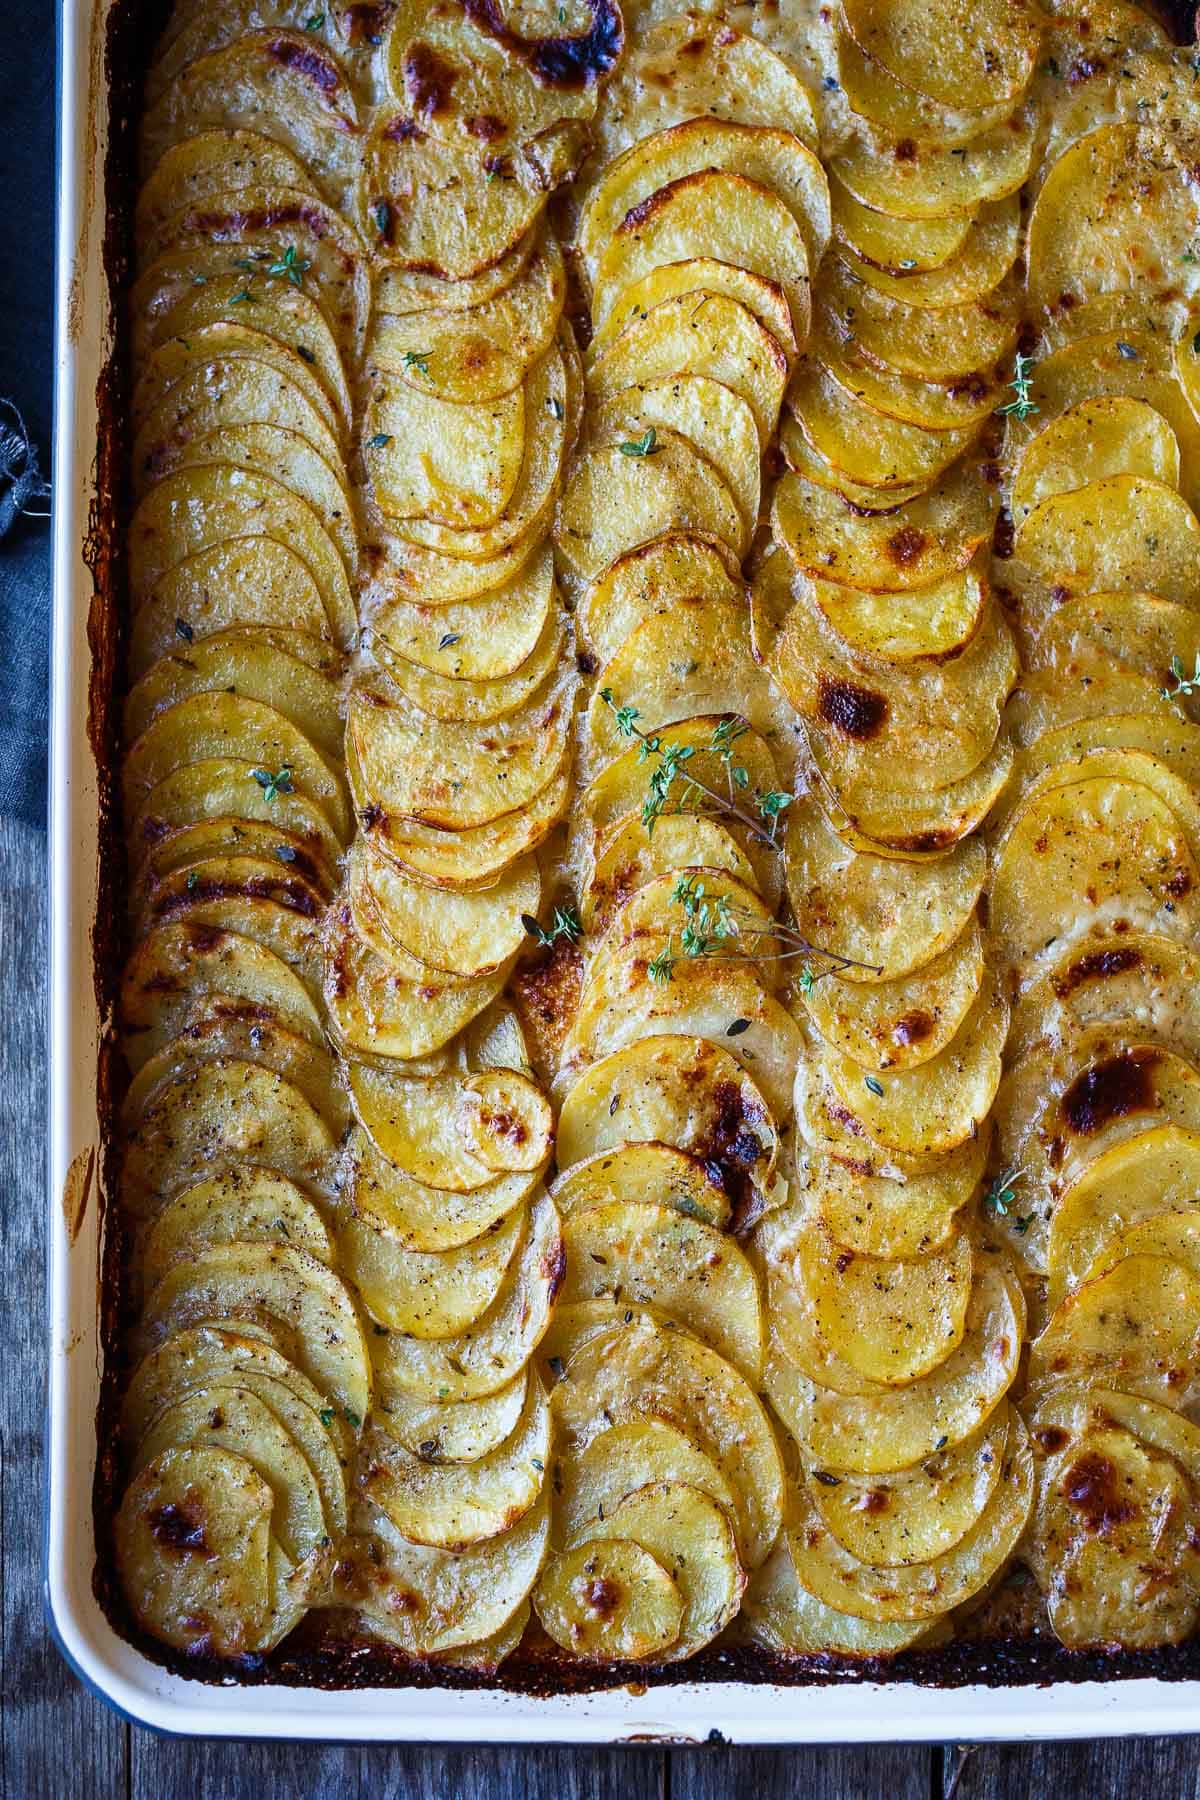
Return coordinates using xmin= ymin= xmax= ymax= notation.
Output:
xmin=141 ymin=30 xmax=360 ymax=206
xmin=562 ymin=955 xmax=801 ymax=1121
xmin=135 ymin=124 xmax=317 ymax=238
xmin=804 ymin=918 xmax=985 ymax=1075
xmin=579 ymin=531 xmax=742 ymax=664
xmin=375 ymin=1370 xmax=528 ymax=1464
xmin=569 ymin=1481 xmax=743 ymax=1660
xmin=550 ymin=1144 xmax=732 ymax=1233
xmin=348 ymin=664 xmax=572 ymax=831
xmin=122 ymin=1322 xmax=352 ymax=1510
xmin=831 ymin=109 xmax=1035 ymax=222
xmin=371 ymin=234 xmax=564 ymax=405
xmin=794 ymin=1137 xmax=986 ymax=1260
xmin=555 ymin=431 xmax=746 ymax=582
xmin=1010 ymin=714 xmax=1200 ymax=814
xmin=547 ymin=1304 xmax=783 ymax=1569
xmin=787 ymin=1414 xmax=1033 ymax=1622
xmin=342 ymin=1486 xmax=550 ymax=1655
xmin=374 ymin=228 xmax=533 ymax=316
xmin=359 ymin=1376 xmax=548 ymax=1549
xmin=585 ymin=597 xmax=776 ymax=766
xmin=393 ymin=338 xmax=574 ymax=559
xmin=744 ymin=1535 xmax=933 ymax=1657
xmin=143 ymin=1239 xmax=372 ymax=1421
xmin=350 ymin=1128 xmax=536 ymax=1253
xmin=128 ymin=807 xmax=335 ymax=909
xmin=456 ymin=1071 xmax=553 ymax=1174
xmin=339 ymin=1203 xmax=525 ymax=1340
xmin=534 ymin=1538 xmax=683 ymax=1662
xmin=1030 ymin=594 xmax=1200 ymax=714
xmin=805 ymin=564 xmax=988 ymax=666
xmin=1012 ymin=398 xmax=1180 ymax=524
xmin=364 ymin=520 xmax=542 ymax=606
xmin=364 ymin=378 xmax=524 ymax=531
xmin=772 ymin=462 xmax=996 ymax=593
xmin=129 ymin=539 xmax=334 ymax=677
xmin=590 ymin=253 xmax=797 ymax=370
xmin=370 ymin=1192 xmax=563 ymax=1402
xmin=811 ymin=1406 xmax=1010 ymax=1569
xmin=373 ymin=607 xmax=565 ymax=729
xmin=1047 ymin=1126 xmax=1200 ymax=1310
xmin=1029 ymin=1253 xmax=1200 ymax=1407
xmin=557 ymin=1033 xmax=776 ymax=1189
xmin=766 ymin=1255 xmax=1024 ymax=1473
xmin=775 ymin=595 xmax=1016 ymax=792
xmin=834 ymin=26 xmax=1016 ymax=148
xmin=142 ymin=1169 xmax=333 ymax=1289
xmin=584 ymin=815 xmax=759 ymax=936
xmin=1029 ymin=124 xmax=1200 ymax=316
xmin=132 ymin=867 xmax=326 ymax=992
xmin=1015 ymin=475 xmax=1200 ymax=606
xmin=816 ymin=329 xmax=1003 ymax=431
xmin=587 ymin=290 xmax=789 ymax=450
xmin=133 ymin=355 xmax=344 ymax=496
xmin=591 ymin=867 xmax=779 ymax=993
xmin=841 ymin=0 xmax=1041 ymax=110
xmin=123 ymin=628 xmax=344 ymax=760
xmin=359 ymin=843 xmax=540 ymax=979
xmin=120 ymin=919 xmax=324 ymax=1069
xmin=589 ymin=377 xmax=761 ymax=532
xmin=839 ymin=196 xmax=1021 ymax=309
xmin=352 ymin=741 xmax=571 ymax=892
xmin=1010 ymin=931 xmax=1200 ymax=1065
xmin=786 ymin=795 xmax=986 ymax=985
xmin=560 ymin=1200 xmax=762 ymax=1383
xmin=578 ymin=118 xmax=830 ymax=282
xmin=821 ymin=981 xmax=1007 ymax=1160
xmin=133 ymin=1386 xmax=327 ymax=1567
xmin=555 ymin=1417 xmax=739 ymax=1546
xmin=129 ymin=462 xmax=356 ymax=649
xmin=829 ymin=174 xmax=973 ymax=275
xmin=989 ymin=776 xmax=1200 ymax=968
xmin=122 ymin=1060 xmax=338 ymax=1219
xmin=783 ymin=362 xmax=975 ymax=494
xmin=373 ymin=544 xmax=554 ymax=683
xmin=115 ymin=1445 xmax=276 ymax=1656
xmin=606 ymin=13 xmax=818 ymax=151
xmin=358 ymin=114 xmax=543 ymax=281
xmin=323 ymin=905 xmax=511 ymax=1062
xmin=796 ymin=1225 xmax=974 ymax=1388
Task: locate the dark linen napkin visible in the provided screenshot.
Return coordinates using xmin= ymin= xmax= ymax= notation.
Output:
xmin=0 ymin=0 xmax=56 ymax=829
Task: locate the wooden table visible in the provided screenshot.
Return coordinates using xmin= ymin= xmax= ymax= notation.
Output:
xmin=4 ymin=812 xmax=1200 ymax=1793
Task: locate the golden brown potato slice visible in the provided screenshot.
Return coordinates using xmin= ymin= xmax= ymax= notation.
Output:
xmin=771 ymin=462 xmax=996 ymax=593
xmin=372 ymin=543 xmax=554 ymax=684
xmin=1047 ymin=1125 xmax=1200 ymax=1309
xmin=839 ymin=196 xmax=1020 ymax=309
xmin=142 ymin=1169 xmax=333 ymax=1290
xmin=604 ymin=13 xmax=817 ymax=152
xmin=371 ymin=234 xmax=564 ymax=406
xmin=744 ymin=1536 xmax=933 ymax=1657
xmin=123 ymin=627 xmax=344 ymax=758
xmin=339 ymin=1203 xmax=526 ymax=1341
xmin=835 ymin=26 xmax=1017 ymax=147
xmin=583 ymin=813 xmax=762 ymax=934
xmin=323 ymin=905 xmax=511 ymax=1061
xmin=374 ymin=230 xmax=533 ymax=318
xmin=766 ymin=1253 xmax=1024 ymax=1473
xmin=794 ymin=1224 xmax=974 ymax=1388
xmin=788 ymin=1414 xmax=1034 ymax=1622
xmin=370 ymin=1192 xmax=563 ymax=1403
xmin=141 ymin=28 xmax=361 ymax=199
xmin=829 ymin=174 xmax=973 ymax=275
xmin=1030 ymin=1252 xmax=1200 ymax=1408
xmin=375 ymin=1369 xmax=528 ymax=1464
xmin=136 ymin=124 xmax=318 ymax=232
xmin=359 ymin=1375 xmax=548 ymax=1549
xmin=591 ymin=253 xmax=798 ymax=370
xmin=364 ymin=378 xmax=524 ymax=531
xmin=841 ymin=0 xmax=1041 ymax=110
xmin=121 ymin=1010 xmax=346 ymax=1138
xmin=555 ymin=431 xmax=746 ymax=582
xmin=787 ymin=1136 xmax=986 ymax=1261
xmin=830 ymin=108 xmax=1035 ymax=222
xmin=534 ymin=1538 xmax=684 ymax=1662
xmin=578 ymin=531 xmax=742 ymax=665
xmin=550 ymin=1144 xmax=732 ymax=1233
xmin=1009 ymin=930 xmax=1200 ymax=1064
xmin=554 ymin=1417 xmax=739 ymax=1547
xmin=819 ymin=259 xmax=1017 ymax=385
xmin=1012 ymin=398 xmax=1180 ymax=524
xmin=360 ymin=843 xmax=540 ymax=980
xmin=803 ymin=917 xmax=985 ymax=1074
xmin=589 ymin=377 xmax=762 ymax=533
xmin=373 ymin=607 xmax=564 ymax=727
xmin=350 ymin=1126 xmax=537 ymax=1253
xmin=590 ymin=866 xmax=779 ymax=993
xmin=578 ymin=117 xmax=830 ymax=282
xmin=783 ymin=363 xmax=974 ymax=493
xmin=1016 ymin=474 xmax=1200 ymax=607
xmin=129 ymin=539 xmax=334 ymax=678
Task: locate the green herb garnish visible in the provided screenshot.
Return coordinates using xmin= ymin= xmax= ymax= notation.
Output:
xmin=996 ymin=351 xmax=1038 ymax=422
xmin=251 ymin=765 xmax=295 ymax=803
xmin=618 ymin=427 xmax=659 ymax=458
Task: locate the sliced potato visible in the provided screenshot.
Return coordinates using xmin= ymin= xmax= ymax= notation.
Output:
xmin=589 ymin=376 xmax=762 ymax=532
xmin=1014 ymin=475 xmax=1200 ymax=606
xmin=359 ymin=842 xmax=540 ymax=978
xmin=590 ymin=251 xmax=798 ymax=368
xmin=123 ymin=628 xmax=344 ymax=760
xmin=795 ymin=1136 xmax=986 ymax=1260
xmin=829 ymin=173 xmax=973 ymax=274
xmin=839 ymin=196 xmax=1021 ymax=310
xmin=766 ymin=1254 xmax=1024 ymax=1473
xmin=583 ymin=813 xmax=761 ymax=934
xmin=835 ymin=27 xmax=1017 ymax=148
xmin=135 ymin=125 xmax=319 ymax=239
xmin=338 ymin=1205 xmax=525 ymax=1340
xmin=804 ymin=918 xmax=985 ymax=1074
xmin=578 ymin=117 xmax=830 ymax=283
xmin=142 ymin=1169 xmax=334 ymax=1289
xmin=784 ymin=361 xmax=975 ymax=494
xmin=534 ymin=1537 xmax=684 ymax=1662
xmin=129 ymin=538 xmax=333 ymax=677
xmin=555 ymin=1417 xmax=739 ymax=1547
xmin=364 ymin=377 xmax=524 ymax=530
xmin=830 ymin=109 xmax=1036 ymax=221
xmin=771 ymin=461 xmax=996 ymax=593
xmin=1010 ymin=931 xmax=1200 ymax=1065
xmin=569 ymin=1481 xmax=744 ymax=1660
xmin=550 ymin=1144 xmax=732 ymax=1233
xmin=605 ymin=13 xmax=818 ymax=151
xmin=359 ymin=1376 xmax=548 ymax=1549
xmin=841 ymin=0 xmax=1041 ymax=110
xmin=802 ymin=563 xmax=986 ymax=665
xmin=1047 ymin=1126 xmax=1200 ymax=1311
xmin=350 ymin=1127 xmax=537 ymax=1253
xmin=369 ymin=1192 xmax=563 ymax=1402
xmin=796 ymin=1224 xmax=973 ymax=1388
xmin=744 ymin=1535 xmax=933 ymax=1657
xmin=323 ymin=904 xmax=511 ymax=1061
xmin=1012 ymin=398 xmax=1181 ymax=523
xmin=372 ymin=544 xmax=554 ymax=681
xmin=1029 ymin=1254 xmax=1200 ymax=1408
xmin=578 ymin=532 xmax=742 ymax=665
xmin=787 ymin=1415 xmax=1034 ymax=1622
xmin=375 ymin=1369 xmax=528 ymax=1464
xmin=555 ymin=431 xmax=746 ymax=582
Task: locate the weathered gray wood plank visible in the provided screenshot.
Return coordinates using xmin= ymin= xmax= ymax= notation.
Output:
xmin=948 ymin=1737 xmax=1200 ymax=1799
xmin=130 ymin=1736 xmax=665 ymax=1799
xmin=673 ymin=1742 xmax=932 ymax=1800
xmin=0 ymin=813 xmax=129 ymax=1800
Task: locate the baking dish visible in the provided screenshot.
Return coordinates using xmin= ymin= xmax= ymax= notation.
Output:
xmin=43 ymin=0 xmax=1200 ymax=1740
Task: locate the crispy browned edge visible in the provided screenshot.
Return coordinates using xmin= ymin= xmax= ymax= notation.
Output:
xmin=84 ymin=0 xmax=1200 ymax=1697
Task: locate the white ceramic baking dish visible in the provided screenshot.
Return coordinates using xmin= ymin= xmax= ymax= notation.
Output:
xmin=43 ymin=0 xmax=1200 ymax=1742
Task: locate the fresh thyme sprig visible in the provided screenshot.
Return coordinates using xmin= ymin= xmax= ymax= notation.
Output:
xmin=251 ymin=765 xmax=295 ymax=804
xmin=599 ymin=690 xmax=790 ymax=850
xmin=1162 ymin=651 xmax=1200 ymax=701
xmin=522 ymin=906 xmax=581 ymax=949
xmin=996 ymin=352 xmax=1038 ymax=422
xmin=645 ymin=872 xmax=882 ymax=986
xmin=268 ymin=244 xmax=311 ymax=288
xmin=983 ymin=1167 xmax=1029 ymax=1221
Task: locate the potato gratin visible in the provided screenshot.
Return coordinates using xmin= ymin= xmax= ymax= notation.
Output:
xmin=110 ymin=0 xmax=1200 ymax=1676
